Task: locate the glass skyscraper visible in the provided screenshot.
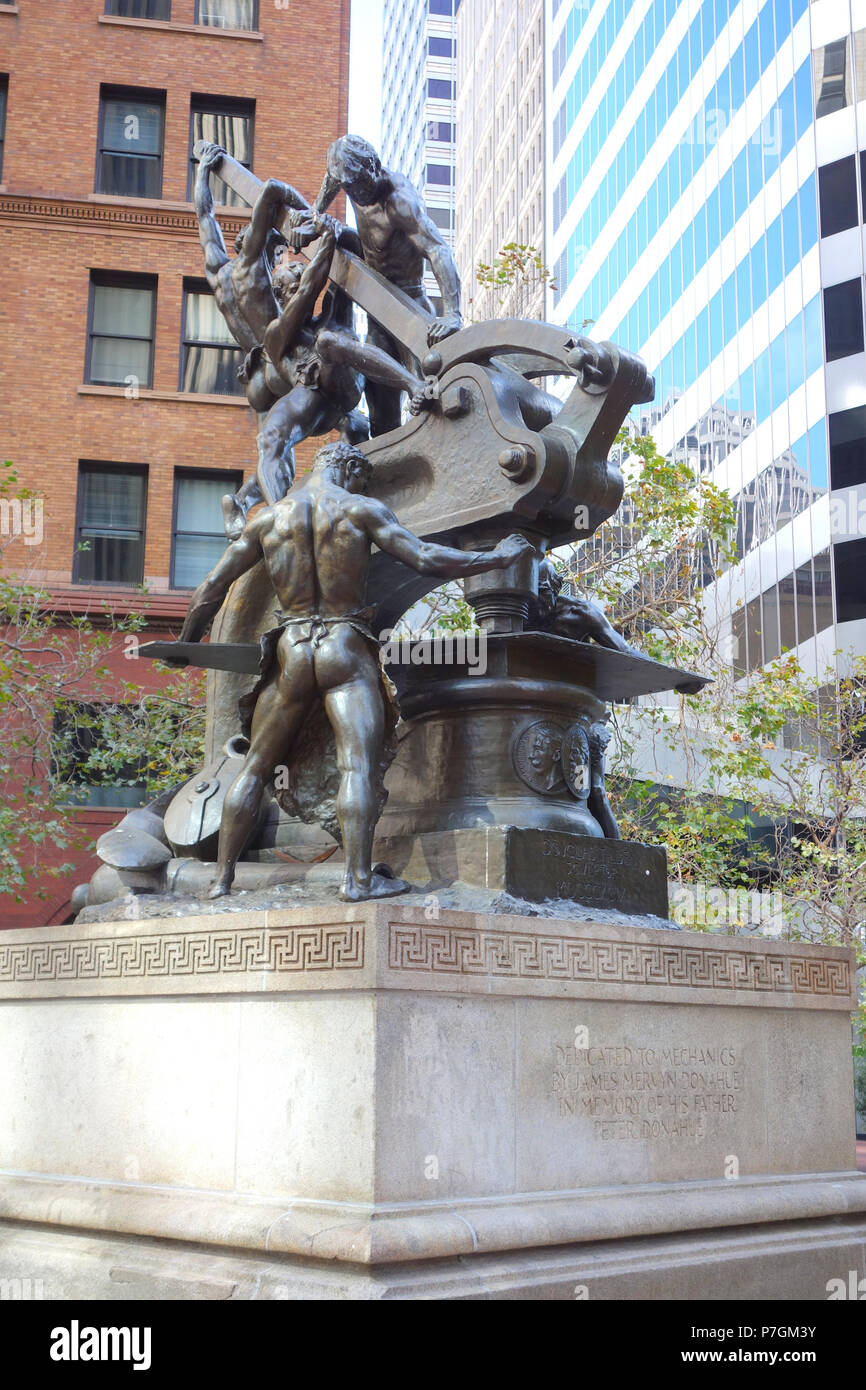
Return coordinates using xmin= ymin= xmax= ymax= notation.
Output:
xmin=548 ymin=0 xmax=866 ymax=683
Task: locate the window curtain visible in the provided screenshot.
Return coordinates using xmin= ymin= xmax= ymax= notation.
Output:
xmin=81 ymin=470 xmax=144 ymax=534
xmin=197 ymin=1 xmax=256 ymax=31
xmin=78 ymin=470 xmax=145 ymax=585
xmin=174 ymin=476 xmax=230 ymax=587
xmin=106 ymin=1 xmax=172 ymax=19
xmin=191 ymin=108 xmax=251 ymax=204
xmin=92 ymin=283 xmax=152 ymax=337
xmin=103 ymin=99 xmax=162 ymax=155
xmin=90 ymin=284 xmax=153 ymax=385
xmin=185 ymin=291 xmax=237 ymax=345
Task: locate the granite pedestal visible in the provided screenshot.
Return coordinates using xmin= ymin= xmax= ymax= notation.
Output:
xmin=0 ymin=905 xmax=863 ymax=1300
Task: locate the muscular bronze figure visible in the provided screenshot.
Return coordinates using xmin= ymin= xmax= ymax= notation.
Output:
xmin=196 ymin=147 xmax=439 ymax=534
xmin=248 ymin=211 xmax=438 ymax=514
xmin=176 ymin=441 xmax=534 ymax=901
xmin=534 ymin=558 xmax=640 ymax=654
xmin=194 ymin=142 xmax=308 ymax=531
xmin=311 ymin=135 xmax=463 ymax=435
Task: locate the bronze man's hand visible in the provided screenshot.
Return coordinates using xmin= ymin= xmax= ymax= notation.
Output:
xmin=493 ymin=533 xmax=536 ymax=566
xmin=312 ymin=210 xmax=340 ymax=237
xmin=427 ymin=311 xmax=462 ymax=345
xmin=199 ymin=142 xmax=227 ymax=171
xmin=287 ymin=210 xmax=318 ymax=251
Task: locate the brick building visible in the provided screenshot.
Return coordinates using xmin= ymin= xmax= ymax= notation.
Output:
xmin=0 ymin=0 xmax=350 ymax=926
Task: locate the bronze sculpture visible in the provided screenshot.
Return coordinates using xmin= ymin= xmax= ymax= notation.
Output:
xmin=194 ymin=144 xmax=305 ymax=532
xmin=311 ymin=135 xmax=463 ymax=434
xmin=248 ymin=210 xmax=438 ymax=527
xmin=173 ymin=440 xmax=533 ymax=900
xmin=73 ymin=137 xmax=708 ymax=921
xmin=195 ymin=144 xmax=441 ymax=536
xmin=533 ymin=556 xmax=640 ymax=654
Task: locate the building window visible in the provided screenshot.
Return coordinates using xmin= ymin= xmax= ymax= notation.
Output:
xmin=427 ymin=206 xmax=452 ymax=230
xmin=829 ymin=405 xmax=866 ymax=490
xmin=427 ymin=120 xmax=454 ymax=143
xmin=823 ymin=278 xmax=865 ymax=361
xmin=428 ymin=37 xmax=455 ymax=58
xmin=818 ymin=157 xmax=858 ymax=238
xmin=74 ymin=464 xmax=147 ymax=586
xmin=0 ymin=76 xmax=6 ymax=184
xmin=86 ymin=272 xmax=156 ymax=388
xmin=813 ymin=39 xmax=850 ymax=118
xmin=860 ymin=150 xmax=866 ymax=224
xmin=171 ymin=470 xmax=241 ymax=588
xmin=834 ymin=538 xmax=866 ymax=623
xmin=105 ymin=0 xmax=172 ymax=18
xmin=427 ymin=78 xmax=455 ymax=100
xmin=96 ymin=86 xmax=165 ymax=199
xmin=181 ymin=280 xmax=244 ymax=394
xmin=52 ymin=702 xmax=148 ymax=809
xmin=428 ymin=0 xmax=454 ymax=13
xmin=188 ymin=96 xmax=254 ymax=205
xmin=195 ymin=0 xmax=257 ymax=28
xmin=426 ymin=163 xmax=452 ymax=186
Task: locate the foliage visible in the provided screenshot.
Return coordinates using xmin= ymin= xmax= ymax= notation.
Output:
xmin=554 ymin=431 xmax=866 ymax=1028
xmin=472 ymin=242 xmax=554 ymax=320
xmin=476 ymin=243 xmax=555 ymax=298
xmin=0 ymin=461 xmax=205 ymax=902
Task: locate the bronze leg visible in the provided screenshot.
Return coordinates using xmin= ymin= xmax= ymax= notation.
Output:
xmin=208 ymin=638 xmax=316 ymax=897
xmin=255 ymin=386 xmax=329 ymax=504
xmin=317 ymin=328 xmax=425 ymax=397
xmin=316 ymin=630 xmax=408 ymax=901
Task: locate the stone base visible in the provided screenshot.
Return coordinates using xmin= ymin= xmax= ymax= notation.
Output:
xmin=374 ymin=827 xmax=669 ymax=917
xmin=0 ymin=1187 xmax=864 ymax=1299
xmin=0 ymin=904 xmax=862 ymax=1300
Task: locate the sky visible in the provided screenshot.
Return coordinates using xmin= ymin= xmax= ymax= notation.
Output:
xmin=348 ymin=0 xmax=385 ymax=149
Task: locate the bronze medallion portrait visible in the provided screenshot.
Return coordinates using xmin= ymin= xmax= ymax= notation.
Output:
xmin=512 ymin=720 xmax=568 ymax=794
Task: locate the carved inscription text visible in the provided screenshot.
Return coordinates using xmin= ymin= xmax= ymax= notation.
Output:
xmin=553 ymin=1042 xmax=744 ymax=1140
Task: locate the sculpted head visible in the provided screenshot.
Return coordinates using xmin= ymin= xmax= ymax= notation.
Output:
xmin=313 ymin=440 xmax=372 ymax=493
xmin=271 ymin=248 xmax=304 ymax=306
xmin=537 ymin=557 xmax=564 ymax=614
xmin=326 ymin=135 xmax=383 ymax=206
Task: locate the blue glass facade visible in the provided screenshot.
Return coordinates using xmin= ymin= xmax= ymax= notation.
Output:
xmin=549 ymin=0 xmax=866 ymax=676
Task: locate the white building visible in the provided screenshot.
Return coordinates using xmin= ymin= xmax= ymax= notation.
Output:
xmin=381 ymin=0 xmax=459 ymax=312
xmin=454 ymin=0 xmax=546 ymax=320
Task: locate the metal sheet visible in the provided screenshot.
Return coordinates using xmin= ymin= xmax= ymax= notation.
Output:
xmin=138 ymin=641 xmax=261 ymax=674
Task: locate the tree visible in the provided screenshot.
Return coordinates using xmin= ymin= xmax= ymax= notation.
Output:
xmin=554 ymin=431 xmax=866 ymax=1031
xmin=473 ymin=242 xmax=554 ymax=321
xmin=0 ymin=462 xmax=205 ymax=903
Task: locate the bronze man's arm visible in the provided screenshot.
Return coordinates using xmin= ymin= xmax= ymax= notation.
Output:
xmin=559 ymin=594 xmax=637 ymax=654
xmin=392 ymin=192 xmax=462 ymax=341
xmin=314 ymin=168 xmax=342 ymax=217
xmin=264 ymin=220 xmax=337 ymax=367
xmin=195 ymin=146 xmax=230 ymax=284
xmin=178 ymin=524 xmax=265 ymax=645
xmin=359 ymin=500 xmax=532 ymax=578
xmin=242 ymin=177 xmax=310 ymax=266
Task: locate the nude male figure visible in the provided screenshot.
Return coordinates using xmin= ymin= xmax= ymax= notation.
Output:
xmin=194 ymin=142 xmax=309 ymax=531
xmin=246 ymin=211 xmax=439 ymax=511
xmin=533 ymin=558 xmax=640 ymax=654
xmin=310 ymin=135 xmax=463 ymax=436
xmin=176 ymin=441 xmax=533 ymax=901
